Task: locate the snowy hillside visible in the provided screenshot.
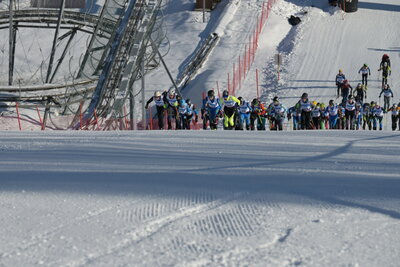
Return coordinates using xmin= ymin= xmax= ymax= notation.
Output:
xmin=1 ymin=131 xmax=400 ymax=266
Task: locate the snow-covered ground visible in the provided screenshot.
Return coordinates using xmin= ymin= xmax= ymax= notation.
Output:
xmin=1 ymin=131 xmax=400 ymax=266
xmin=1 ymin=1 xmax=400 ymax=266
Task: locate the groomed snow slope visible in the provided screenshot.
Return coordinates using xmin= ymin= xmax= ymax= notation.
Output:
xmin=1 ymin=131 xmax=400 ymax=266
xmin=245 ymin=0 xmax=400 ymax=106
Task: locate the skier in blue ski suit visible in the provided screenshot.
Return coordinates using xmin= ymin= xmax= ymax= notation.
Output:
xmin=202 ymin=90 xmax=222 ymax=130
xmin=237 ymin=97 xmax=252 ymax=130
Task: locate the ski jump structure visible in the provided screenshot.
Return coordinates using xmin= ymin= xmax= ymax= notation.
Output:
xmin=0 ymin=0 xmax=166 ymax=130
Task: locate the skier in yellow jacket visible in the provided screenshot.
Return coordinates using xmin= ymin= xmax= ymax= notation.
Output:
xmin=220 ymin=90 xmax=240 ymax=130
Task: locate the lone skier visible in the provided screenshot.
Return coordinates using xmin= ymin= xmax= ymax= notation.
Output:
xmin=358 ymin=64 xmax=371 ymax=87
xmin=335 ymin=69 xmax=346 ymax=98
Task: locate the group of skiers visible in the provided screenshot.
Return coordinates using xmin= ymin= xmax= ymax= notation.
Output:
xmin=328 ymin=54 xmax=399 ymax=130
xmin=288 ymin=92 xmax=400 ymax=131
xmin=145 ymin=54 xmax=398 ymax=131
xmin=145 ymin=89 xmax=199 ymax=130
xmin=145 ymin=88 xmax=288 ymax=131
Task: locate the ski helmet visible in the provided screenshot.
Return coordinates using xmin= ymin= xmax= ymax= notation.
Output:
xmin=339 ymin=69 xmax=343 ymax=73
xmin=349 ymin=95 xmax=354 ymax=100
xmin=154 ymin=91 xmax=162 ymax=97
xmin=207 ymin=90 xmax=215 ymax=98
xmin=273 ymin=96 xmax=279 ymax=103
xmin=301 ymin=93 xmax=308 ymax=99
xmin=222 ymin=90 xmax=229 ymax=98
xmin=186 ymin=99 xmax=191 ymax=105
xmin=252 ymin=98 xmax=259 ymax=105
xmin=329 ymin=99 xmax=334 ymax=105
xmin=384 ymin=84 xmax=389 ymax=89
xmin=169 ymin=88 xmax=176 ymax=96
xmin=312 ymin=101 xmax=317 ymax=106
xmin=363 ymin=63 xmax=368 ymax=67
xmin=357 ymin=83 xmax=362 ymax=87
xmin=179 ymin=99 xmax=186 ymax=106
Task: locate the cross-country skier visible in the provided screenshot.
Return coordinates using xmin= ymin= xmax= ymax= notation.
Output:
xmin=354 ymin=83 xmax=367 ymax=105
xmin=297 ymin=93 xmax=313 ymax=130
xmin=372 ymin=103 xmax=384 ymax=130
xmin=163 ymin=88 xmax=179 ymax=130
xmin=202 ymin=90 xmax=222 ymax=130
xmin=340 ymin=79 xmax=353 ymax=105
xmin=358 ymin=64 xmax=371 ymax=87
xmin=378 ymin=61 xmax=391 ymax=88
xmin=220 ymin=90 xmax=240 ymax=130
xmin=177 ymin=99 xmax=188 ymax=130
xmin=145 ymin=90 xmax=167 ymax=130
xmin=268 ymin=97 xmax=287 ymax=131
xmin=388 ymin=103 xmax=400 ymax=131
xmin=379 ymin=84 xmax=394 ymax=112
xmin=355 ymin=102 xmax=363 ymax=130
xmin=250 ymin=98 xmax=267 ymax=130
xmin=185 ymin=99 xmax=198 ymax=130
xmin=338 ymin=103 xmax=346 ymax=130
xmin=287 ymin=102 xmax=301 ymax=130
xmin=327 ymin=99 xmax=339 ymax=129
xmin=320 ymin=103 xmax=329 ymax=129
xmin=335 ymin=69 xmax=346 ymax=98
xmin=237 ymin=97 xmax=252 ymax=130
xmin=311 ymin=102 xmax=322 ymax=129
xmin=362 ymin=102 xmax=373 ymax=130
xmin=345 ymin=95 xmax=357 ymax=130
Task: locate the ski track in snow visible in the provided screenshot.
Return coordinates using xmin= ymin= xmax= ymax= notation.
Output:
xmin=0 ymin=131 xmax=399 ymax=266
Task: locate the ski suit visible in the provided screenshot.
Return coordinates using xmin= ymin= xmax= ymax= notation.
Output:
xmin=238 ymin=101 xmax=252 ymax=130
xmin=287 ymin=106 xmax=301 ymax=130
xmin=379 ymin=63 xmax=391 ymax=88
xmin=185 ymin=103 xmax=198 ymax=130
xmin=372 ymin=106 xmax=384 ymax=130
xmin=298 ymin=99 xmax=313 ymax=130
xmin=388 ymin=105 xmax=399 ymax=131
xmin=164 ymin=94 xmax=179 ymax=130
xmin=250 ymin=102 xmax=267 ymax=130
xmin=145 ymin=93 xmax=166 ymax=130
xmin=379 ymin=88 xmax=394 ymax=112
xmin=340 ymin=83 xmax=353 ymax=104
xmin=355 ymin=106 xmax=363 ymax=130
xmin=221 ymin=96 xmax=240 ymax=129
xmin=355 ymin=86 xmax=367 ymax=105
xmin=177 ymin=103 xmax=188 ymax=130
xmin=202 ymin=96 xmax=222 ymax=130
xmin=269 ymin=103 xmax=287 ymax=131
xmin=358 ymin=66 xmax=371 ymax=87
xmin=345 ymin=100 xmax=356 ymax=130
xmin=327 ymin=104 xmax=339 ymax=129
xmin=338 ymin=105 xmax=346 ymax=130
xmin=336 ymin=73 xmax=346 ymax=97
xmin=311 ymin=106 xmax=321 ymax=129
xmin=362 ymin=105 xmax=373 ymax=130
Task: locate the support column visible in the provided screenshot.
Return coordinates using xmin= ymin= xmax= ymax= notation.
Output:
xmin=46 ymin=0 xmax=66 ymax=83
xmin=9 ymin=0 xmax=14 ymax=86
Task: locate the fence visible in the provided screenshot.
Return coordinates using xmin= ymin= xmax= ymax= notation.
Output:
xmin=222 ymin=0 xmax=277 ymax=97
